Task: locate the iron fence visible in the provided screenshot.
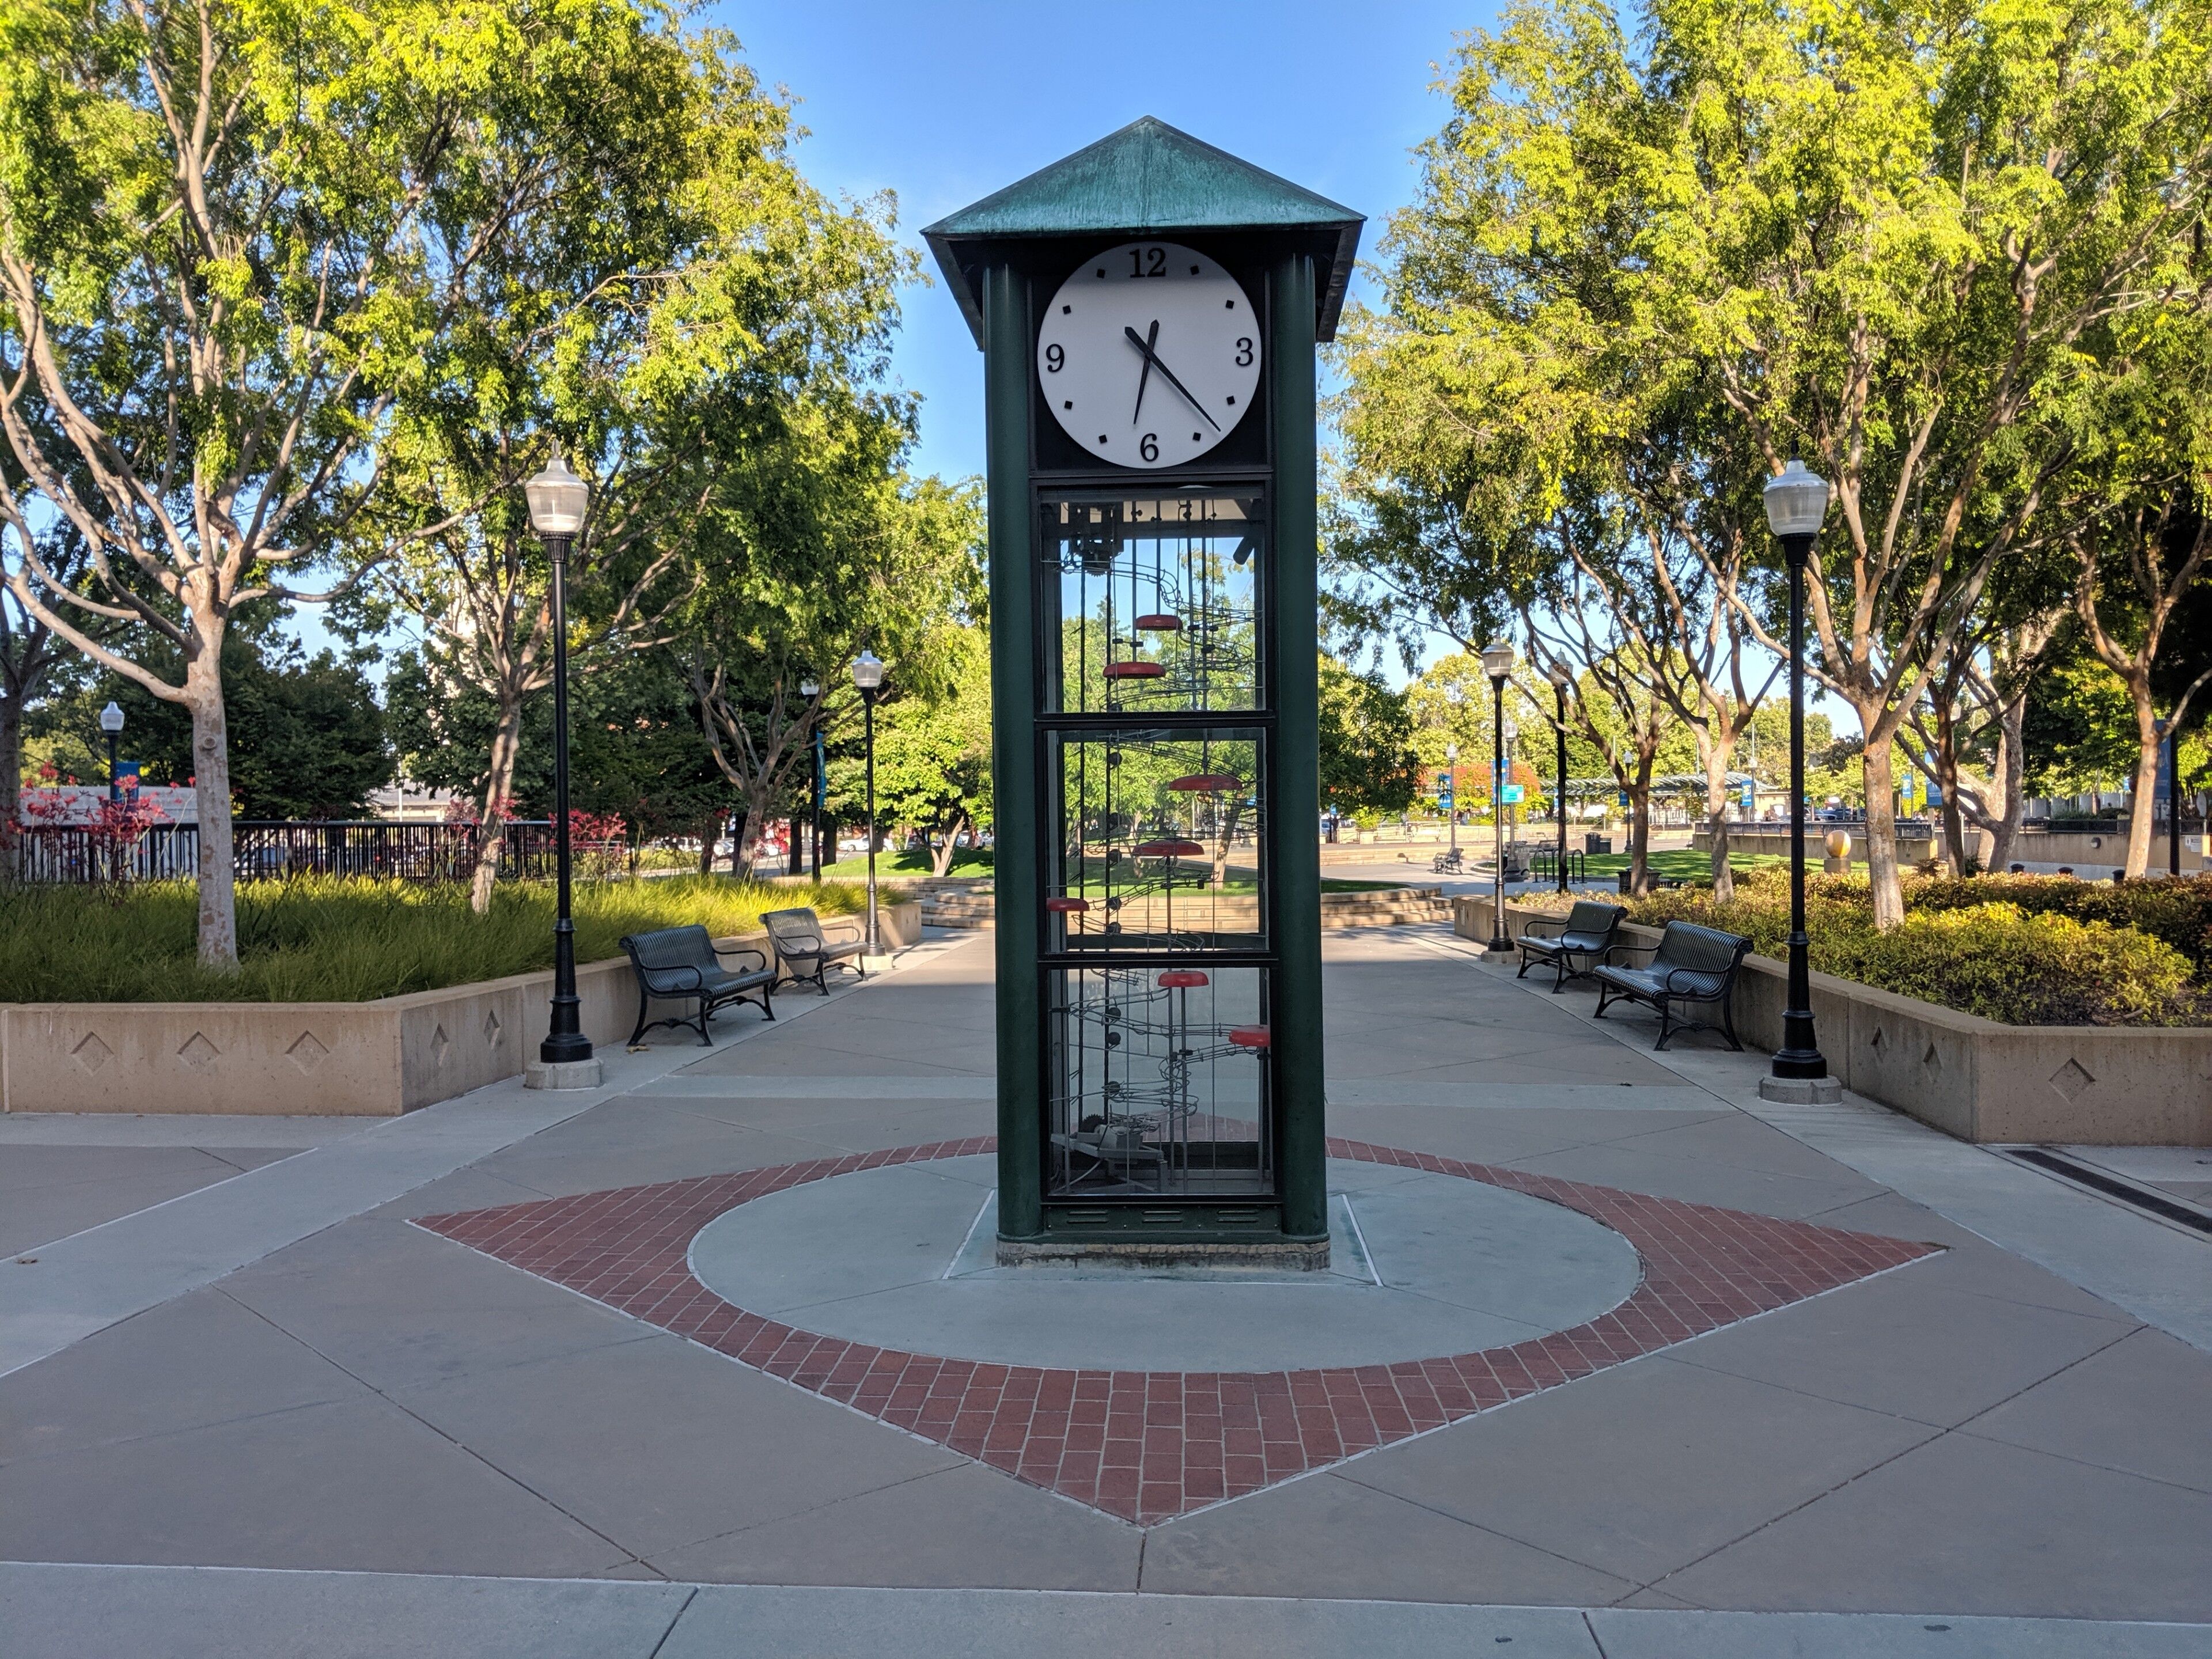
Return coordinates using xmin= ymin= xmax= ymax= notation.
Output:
xmin=6 ymin=821 xmax=627 ymax=885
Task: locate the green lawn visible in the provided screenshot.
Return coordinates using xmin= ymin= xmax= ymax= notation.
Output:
xmin=1576 ymin=850 xmax=1793 ymax=880
xmin=818 ymin=847 xmax=994 ymax=879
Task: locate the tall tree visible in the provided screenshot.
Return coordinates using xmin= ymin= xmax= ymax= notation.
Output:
xmin=1335 ymin=0 xmax=2212 ymax=927
xmin=346 ymin=10 xmax=912 ymax=910
xmin=684 ymin=474 xmax=983 ymax=876
xmin=0 ymin=0 xmax=512 ymax=961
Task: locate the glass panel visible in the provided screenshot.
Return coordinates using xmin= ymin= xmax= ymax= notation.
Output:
xmin=1045 ymin=728 xmax=1264 ymax=953
xmin=1042 ymin=489 xmax=1263 ymax=715
xmin=1047 ymin=964 xmax=1273 ymax=1200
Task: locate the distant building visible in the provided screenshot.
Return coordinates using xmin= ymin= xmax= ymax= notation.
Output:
xmin=367 ymin=782 xmax=464 ymax=823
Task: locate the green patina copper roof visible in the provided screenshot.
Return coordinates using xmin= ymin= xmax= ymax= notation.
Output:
xmin=924 ymin=117 xmax=1363 ymax=347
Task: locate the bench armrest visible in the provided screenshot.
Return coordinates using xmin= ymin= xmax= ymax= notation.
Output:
xmin=816 ymin=916 xmax=865 ymax=944
xmin=1661 ymin=965 xmax=1730 ymax=995
xmin=1517 ymin=917 xmax=1568 ymax=940
xmin=642 ymin=963 xmax=706 ymax=993
xmin=1607 ymin=940 xmax=1658 ymax=961
xmin=712 ymin=944 xmax=768 ymax=973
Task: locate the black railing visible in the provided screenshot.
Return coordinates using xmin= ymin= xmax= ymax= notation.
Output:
xmin=6 ymin=821 xmax=626 ymax=885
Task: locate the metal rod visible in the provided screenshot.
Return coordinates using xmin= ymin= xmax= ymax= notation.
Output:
xmin=863 ymin=691 xmax=879 ymax=955
xmin=540 ymin=535 xmax=592 ymax=1067
xmin=1772 ymin=533 xmax=1826 ymax=1080
xmin=2171 ymin=720 xmax=2183 ymax=879
xmin=1489 ymin=673 xmax=1511 ymax=952
xmin=1556 ymin=681 xmax=1569 ymax=892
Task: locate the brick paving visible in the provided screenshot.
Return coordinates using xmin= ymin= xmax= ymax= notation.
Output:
xmin=415 ymin=1138 xmax=1941 ymax=1526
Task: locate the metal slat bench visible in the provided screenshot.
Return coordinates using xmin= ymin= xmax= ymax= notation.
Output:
xmin=762 ymin=907 xmax=868 ymax=994
xmin=618 ymin=925 xmax=775 ymax=1047
xmin=1514 ymin=900 xmax=1626 ymax=992
xmin=1591 ymin=920 xmax=1753 ymax=1051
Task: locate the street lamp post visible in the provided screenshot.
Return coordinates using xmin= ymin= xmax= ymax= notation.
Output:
xmin=851 ymin=650 xmax=887 ymax=953
xmin=1759 ymin=459 xmax=1840 ymax=1104
xmin=99 ymin=702 xmax=125 ymax=802
xmin=800 ymin=679 xmax=823 ymax=881
xmin=1550 ymin=666 xmax=1570 ymax=892
xmin=524 ymin=449 xmax=599 ymax=1088
xmin=1445 ymin=741 xmax=1459 ymax=858
xmin=1481 ymin=638 xmax=1517 ymax=952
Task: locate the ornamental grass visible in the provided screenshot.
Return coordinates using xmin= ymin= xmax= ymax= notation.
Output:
xmin=0 ymin=875 xmax=868 ymax=1005
xmin=1599 ymin=867 xmax=2207 ymax=1028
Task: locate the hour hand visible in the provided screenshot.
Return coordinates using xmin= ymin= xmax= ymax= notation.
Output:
xmin=1130 ymin=319 xmax=1158 ymax=423
xmin=1123 ymin=326 xmax=1221 ymax=432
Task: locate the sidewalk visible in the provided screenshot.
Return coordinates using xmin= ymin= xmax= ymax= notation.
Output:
xmin=2 ymin=924 xmax=2206 ymax=1654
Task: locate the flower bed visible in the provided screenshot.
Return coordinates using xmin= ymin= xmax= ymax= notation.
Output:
xmin=0 ymin=876 xmax=869 ymax=1004
xmin=1532 ymin=868 xmax=2209 ymax=1028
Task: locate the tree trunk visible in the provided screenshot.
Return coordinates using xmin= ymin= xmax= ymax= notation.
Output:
xmin=0 ymin=696 xmax=20 ymax=884
xmin=699 ymin=813 xmax=717 ymax=876
xmin=1931 ymin=695 xmax=1967 ymax=876
xmin=1699 ymin=729 xmax=1735 ymax=901
xmin=469 ymin=695 xmax=527 ymax=916
xmin=1987 ymin=696 xmax=2028 ymax=870
xmin=931 ymin=814 xmax=968 ymax=878
xmin=184 ymin=649 xmax=238 ymax=971
xmin=1860 ymin=734 xmax=1905 ymax=929
xmin=2123 ymin=679 xmax=2160 ymax=879
xmin=734 ymin=786 xmax=774 ymax=877
xmin=1627 ymin=762 xmax=1655 ymax=896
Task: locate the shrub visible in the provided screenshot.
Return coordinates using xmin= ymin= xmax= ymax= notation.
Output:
xmin=1605 ymin=867 xmax=2205 ymax=1027
xmin=0 ymin=875 xmax=868 ymax=1004
xmin=1909 ymin=873 xmax=2212 ymax=980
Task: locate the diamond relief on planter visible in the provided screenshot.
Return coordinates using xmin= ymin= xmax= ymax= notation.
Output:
xmin=286 ymin=1031 xmax=329 ymax=1074
xmin=176 ymin=1032 xmax=219 ymax=1070
xmin=1869 ymin=1025 xmax=1888 ymax=1056
xmin=415 ymin=1138 xmax=1945 ymax=1528
xmin=70 ymin=1032 xmax=113 ymax=1074
xmin=2049 ymin=1057 xmax=2096 ymax=1102
xmin=483 ymin=1009 xmax=503 ymax=1048
xmin=1922 ymin=1042 xmax=1942 ymax=1074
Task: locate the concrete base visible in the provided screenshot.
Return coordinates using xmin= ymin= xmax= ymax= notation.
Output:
xmin=686 ymin=1157 xmax=1642 ymax=1372
xmin=994 ymin=1235 xmax=1331 ymax=1271
xmin=524 ymin=1056 xmax=604 ymax=1090
xmin=1756 ymin=1073 xmax=1844 ymax=1104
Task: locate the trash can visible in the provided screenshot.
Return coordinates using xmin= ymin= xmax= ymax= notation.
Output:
xmin=1585 ymin=834 xmax=1613 ymax=855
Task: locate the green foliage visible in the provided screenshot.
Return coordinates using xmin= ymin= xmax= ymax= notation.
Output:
xmin=31 ymin=620 xmax=391 ymax=817
xmin=1318 ymin=654 xmax=1422 ymax=817
xmin=850 ymin=624 xmax=992 ymax=870
xmin=1911 ymin=873 xmax=2212 ymax=979
xmin=1618 ymin=868 xmax=2205 ymax=1026
xmin=0 ymin=876 xmax=863 ymax=1004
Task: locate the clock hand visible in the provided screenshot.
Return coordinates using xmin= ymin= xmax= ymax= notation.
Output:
xmin=1131 ymin=318 xmax=1159 ymax=424
xmin=1122 ymin=325 xmax=1221 ymax=433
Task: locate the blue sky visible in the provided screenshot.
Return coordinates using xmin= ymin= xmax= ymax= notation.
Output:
xmin=709 ymin=0 xmax=1488 ymax=484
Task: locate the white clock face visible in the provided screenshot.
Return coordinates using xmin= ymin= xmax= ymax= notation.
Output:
xmin=1037 ymin=241 xmax=1262 ymax=469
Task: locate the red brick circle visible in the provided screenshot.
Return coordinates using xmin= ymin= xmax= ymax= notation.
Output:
xmin=416 ymin=1138 xmax=1940 ymax=1525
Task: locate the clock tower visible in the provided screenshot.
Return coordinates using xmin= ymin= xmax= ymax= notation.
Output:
xmin=925 ymin=118 xmax=1362 ymax=1266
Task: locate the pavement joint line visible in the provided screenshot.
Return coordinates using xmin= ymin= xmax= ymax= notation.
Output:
xmin=0 ymin=934 xmax=961 ymax=1380
xmin=5 ymin=1564 xmax=2205 ymax=1656
xmin=1635 ymin=1317 xmax=2147 ymax=1600
xmin=1412 ymin=926 xmax=2212 ymax=1353
xmin=213 ymin=1283 xmax=662 ymax=1579
xmin=1147 ymin=1251 xmax=1942 ymax=1534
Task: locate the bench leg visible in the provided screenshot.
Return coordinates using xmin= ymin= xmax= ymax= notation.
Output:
xmin=692 ymin=996 xmax=713 ymax=1046
xmin=628 ymin=985 xmax=653 ymax=1049
xmin=1592 ymin=984 xmax=1614 ymax=1021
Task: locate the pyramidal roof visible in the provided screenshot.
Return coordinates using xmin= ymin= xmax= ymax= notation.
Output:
xmin=924 ymin=118 xmax=1363 ymax=346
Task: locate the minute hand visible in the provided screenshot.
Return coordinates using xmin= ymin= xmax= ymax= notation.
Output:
xmin=1122 ymin=327 xmax=1221 ymax=432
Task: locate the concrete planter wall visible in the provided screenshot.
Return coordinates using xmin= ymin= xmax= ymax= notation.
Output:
xmin=1453 ymin=896 xmax=2212 ymax=1147
xmin=0 ymin=901 xmax=920 ymax=1118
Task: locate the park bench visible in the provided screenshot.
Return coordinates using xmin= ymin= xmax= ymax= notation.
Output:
xmin=1431 ymin=847 xmax=1464 ymax=873
xmin=1590 ymin=920 xmax=1752 ymax=1051
xmin=762 ymin=906 xmax=869 ymax=994
xmin=1514 ymin=899 xmax=1626 ymax=993
xmin=618 ymin=925 xmax=775 ymax=1047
